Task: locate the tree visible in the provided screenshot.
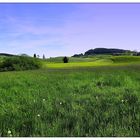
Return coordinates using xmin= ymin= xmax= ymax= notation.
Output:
xmin=43 ymin=54 xmax=45 ymax=59
xmin=63 ymin=56 xmax=69 ymax=63
xmin=34 ymin=54 xmax=36 ymax=58
xmin=72 ymin=53 xmax=83 ymax=57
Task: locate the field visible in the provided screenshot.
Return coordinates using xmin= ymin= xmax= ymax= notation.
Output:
xmin=0 ymin=55 xmax=140 ymax=137
xmin=45 ymin=56 xmax=140 ymax=68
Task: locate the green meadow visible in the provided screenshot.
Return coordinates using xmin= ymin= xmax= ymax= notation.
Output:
xmin=0 ymin=55 xmax=140 ymax=137
xmin=45 ymin=55 xmax=140 ymax=68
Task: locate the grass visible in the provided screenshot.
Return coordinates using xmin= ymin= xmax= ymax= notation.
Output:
xmin=46 ymin=56 xmax=97 ymax=63
xmin=45 ymin=56 xmax=140 ymax=68
xmin=0 ymin=55 xmax=140 ymax=136
xmin=111 ymin=56 xmax=140 ymax=63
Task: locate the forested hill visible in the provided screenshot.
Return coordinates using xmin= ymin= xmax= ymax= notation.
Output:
xmin=73 ymin=48 xmax=132 ymax=57
xmin=84 ymin=48 xmax=130 ymax=55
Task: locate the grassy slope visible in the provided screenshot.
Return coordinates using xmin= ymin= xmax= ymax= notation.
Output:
xmin=45 ymin=56 xmax=140 ymax=68
xmin=0 ymin=55 xmax=140 ymax=136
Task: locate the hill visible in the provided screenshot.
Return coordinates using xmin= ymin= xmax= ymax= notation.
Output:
xmin=0 ymin=53 xmax=16 ymax=57
xmin=85 ymin=48 xmax=130 ymax=55
xmin=72 ymin=48 xmax=133 ymax=57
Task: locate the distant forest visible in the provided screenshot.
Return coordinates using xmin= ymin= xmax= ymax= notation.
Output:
xmin=0 ymin=48 xmax=140 ymax=58
xmin=72 ymin=48 xmax=140 ymax=57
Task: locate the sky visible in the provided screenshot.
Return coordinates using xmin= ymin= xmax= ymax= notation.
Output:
xmin=0 ymin=3 xmax=140 ymax=57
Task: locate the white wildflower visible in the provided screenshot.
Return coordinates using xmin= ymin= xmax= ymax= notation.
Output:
xmin=86 ymin=133 xmax=88 ymax=136
xmin=43 ymin=99 xmax=46 ymax=101
xmin=96 ymin=96 xmax=98 ymax=100
xmin=121 ymin=99 xmax=124 ymax=103
xmin=60 ymin=102 xmax=62 ymax=105
xmin=9 ymin=134 xmax=12 ymax=137
xmin=8 ymin=130 xmax=11 ymax=134
xmin=37 ymin=114 xmax=40 ymax=117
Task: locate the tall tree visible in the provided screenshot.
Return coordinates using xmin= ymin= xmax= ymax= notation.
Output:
xmin=43 ymin=54 xmax=45 ymax=59
xmin=34 ymin=53 xmax=36 ymax=58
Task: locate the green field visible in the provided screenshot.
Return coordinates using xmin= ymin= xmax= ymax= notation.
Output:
xmin=45 ymin=56 xmax=140 ymax=68
xmin=0 ymin=55 xmax=140 ymax=136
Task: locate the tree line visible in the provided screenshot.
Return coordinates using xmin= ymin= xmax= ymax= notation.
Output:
xmin=33 ymin=53 xmax=69 ymax=63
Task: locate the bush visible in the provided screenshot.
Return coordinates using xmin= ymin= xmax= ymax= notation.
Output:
xmin=63 ymin=57 xmax=69 ymax=63
xmin=0 ymin=56 xmax=42 ymax=71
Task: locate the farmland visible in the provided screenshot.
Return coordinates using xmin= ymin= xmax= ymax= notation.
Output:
xmin=0 ymin=55 xmax=140 ymax=136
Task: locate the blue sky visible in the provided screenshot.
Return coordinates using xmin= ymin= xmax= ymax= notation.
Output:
xmin=0 ymin=3 xmax=140 ymax=57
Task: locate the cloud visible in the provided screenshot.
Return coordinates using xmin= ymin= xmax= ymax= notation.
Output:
xmin=0 ymin=10 xmax=96 ymax=57
xmin=1 ymin=4 xmax=140 ymax=57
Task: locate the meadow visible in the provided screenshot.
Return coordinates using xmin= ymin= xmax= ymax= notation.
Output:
xmin=45 ymin=55 xmax=140 ymax=68
xmin=0 ymin=55 xmax=140 ymax=137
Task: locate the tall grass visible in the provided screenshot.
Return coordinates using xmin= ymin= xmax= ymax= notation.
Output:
xmin=0 ymin=65 xmax=140 ymax=136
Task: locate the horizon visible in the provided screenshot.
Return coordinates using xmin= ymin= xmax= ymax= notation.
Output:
xmin=0 ymin=47 xmax=136 ymax=58
xmin=0 ymin=3 xmax=140 ymax=57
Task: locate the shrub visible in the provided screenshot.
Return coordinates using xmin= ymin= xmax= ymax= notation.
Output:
xmin=0 ymin=56 xmax=42 ymax=71
xmin=63 ymin=57 xmax=69 ymax=63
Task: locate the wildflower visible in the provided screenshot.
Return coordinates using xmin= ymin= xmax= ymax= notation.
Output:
xmin=43 ymin=99 xmax=46 ymax=101
xmin=121 ymin=99 xmax=124 ymax=103
xmin=8 ymin=130 xmax=11 ymax=134
xmin=9 ymin=134 xmax=12 ymax=137
xmin=96 ymin=96 xmax=98 ymax=100
xmin=37 ymin=114 xmax=40 ymax=117
xmin=86 ymin=133 xmax=88 ymax=136
xmin=60 ymin=102 xmax=62 ymax=105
